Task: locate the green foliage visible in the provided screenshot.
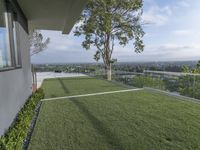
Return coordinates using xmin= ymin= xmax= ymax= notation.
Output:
xmin=0 ymin=89 xmax=44 ymax=150
xmin=197 ymin=60 xmax=200 ymax=69
xmin=178 ymin=75 xmax=200 ymax=99
xmin=0 ymin=140 xmax=6 ymax=150
xmin=179 ymin=62 xmax=200 ymax=98
xmin=131 ymin=76 xmax=165 ymax=89
xmin=117 ymin=74 xmax=200 ymax=100
xmin=163 ymin=78 xmax=179 ymax=92
xmin=181 ymin=65 xmax=190 ymax=73
xmin=75 ymin=0 xmax=144 ymax=77
xmin=181 ymin=61 xmax=200 ymax=74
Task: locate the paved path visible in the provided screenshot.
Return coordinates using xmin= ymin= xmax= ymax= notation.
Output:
xmin=41 ymin=88 xmax=143 ymax=102
xmin=36 ymin=72 xmax=87 ymax=88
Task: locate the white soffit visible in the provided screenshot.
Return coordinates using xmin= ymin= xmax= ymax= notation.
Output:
xmin=17 ymin=0 xmax=87 ymax=34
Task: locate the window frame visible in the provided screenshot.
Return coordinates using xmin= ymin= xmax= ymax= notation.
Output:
xmin=13 ymin=19 xmax=22 ymax=67
xmin=0 ymin=1 xmax=12 ymax=70
xmin=0 ymin=0 xmax=23 ymax=72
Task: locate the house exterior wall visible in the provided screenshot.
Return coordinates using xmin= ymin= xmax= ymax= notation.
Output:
xmin=0 ymin=24 xmax=32 ymax=136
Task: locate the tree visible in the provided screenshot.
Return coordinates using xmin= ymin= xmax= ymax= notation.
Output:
xmin=29 ymin=31 xmax=50 ymax=92
xmin=29 ymin=30 xmax=50 ymax=56
xmin=181 ymin=65 xmax=190 ymax=73
xmin=197 ymin=60 xmax=200 ymax=69
xmin=193 ymin=60 xmax=200 ymax=73
xmin=74 ymin=0 xmax=144 ymax=80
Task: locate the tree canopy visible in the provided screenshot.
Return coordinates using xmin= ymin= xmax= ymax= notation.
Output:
xmin=74 ymin=0 xmax=144 ymax=80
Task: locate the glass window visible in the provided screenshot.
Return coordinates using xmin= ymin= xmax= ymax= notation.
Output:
xmin=0 ymin=0 xmax=12 ymax=69
xmin=0 ymin=0 xmax=22 ymax=70
xmin=12 ymin=15 xmax=21 ymax=67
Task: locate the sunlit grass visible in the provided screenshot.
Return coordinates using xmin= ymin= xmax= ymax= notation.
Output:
xmin=29 ymin=77 xmax=200 ymax=150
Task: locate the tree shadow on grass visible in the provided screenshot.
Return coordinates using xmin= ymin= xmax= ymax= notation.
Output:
xmin=58 ymin=78 xmax=70 ymax=94
xmin=50 ymin=94 xmax=57 ymax=98
xmin=70 ymin=98 xmax=125 ymax=150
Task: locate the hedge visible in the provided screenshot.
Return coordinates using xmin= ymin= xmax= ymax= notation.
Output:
xmin=0 ymin=88 xmax=44 ymax=150
xmin=131 ymin=76 xmax=165 ymax=90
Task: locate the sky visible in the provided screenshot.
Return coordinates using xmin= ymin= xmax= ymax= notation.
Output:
xmin=31 ymin=0 xmax=200 ymax=64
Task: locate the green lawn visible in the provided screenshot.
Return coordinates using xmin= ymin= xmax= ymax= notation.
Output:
xmin=42 ymin=77 xmax=127 ymax=98
xmin=29 ymin=77 xmax=200 ymax=150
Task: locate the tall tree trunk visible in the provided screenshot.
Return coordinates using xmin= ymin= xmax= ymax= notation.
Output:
xmin=107 ymin=63 xmax=112 ymax=81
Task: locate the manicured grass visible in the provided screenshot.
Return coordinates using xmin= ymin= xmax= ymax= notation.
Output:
xmin=42 ymin=77 xmax=127 ymax=98
xmin=29 ymin=77 xmax=200 ymax=150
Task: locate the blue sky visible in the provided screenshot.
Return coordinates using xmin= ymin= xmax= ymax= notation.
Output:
xmin=32 ymin=0 xmax=200 ymax=63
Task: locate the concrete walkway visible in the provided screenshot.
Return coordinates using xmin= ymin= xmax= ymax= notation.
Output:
xmin=36 ymin=72 xmax=87 ymax=88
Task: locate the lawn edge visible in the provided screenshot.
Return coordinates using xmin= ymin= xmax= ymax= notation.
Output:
xmin=22 ymin=101 xmax=43 ymax=150
xmin=144 ymin=87 xmax=200 ymax=104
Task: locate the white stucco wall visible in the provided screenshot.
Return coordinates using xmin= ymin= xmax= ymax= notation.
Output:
xmin=0 ymin=24 xmax=32 ymax=136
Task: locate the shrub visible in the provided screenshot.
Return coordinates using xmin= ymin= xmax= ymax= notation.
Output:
xmin=0 ymin=88 xmax=44 ymax=150
xmin=163 ymin=78 xmax=179 ymax=92
xmin=131 ymin=76 xmax=165 ymax=90
xmin=178 ymin=75 xmax=200 ymax=99
xmin=0 ymin=140 xmax=6 ymax=150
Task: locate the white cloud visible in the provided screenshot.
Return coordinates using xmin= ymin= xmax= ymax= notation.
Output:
xmin=142 ymin=5 xmax=172 ymax=26
xmin=172 ymin=30 xmax=193 ymax=36
xmin=144 ymin=43 xmax=200 ymax=60
xmin=112 ymin=43 xmax=200 ymax=62
xmin=177 ymin=1 xmax=190 ymax=8
xmin=144 ymin=43 xmax=200 ymax=55
xmin=40 ymin=30 xmax=82 ymax=52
